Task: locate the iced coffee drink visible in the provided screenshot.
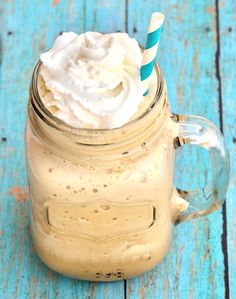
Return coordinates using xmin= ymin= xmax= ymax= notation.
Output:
xmin=26 ymin=31 xmax=227 ymax=281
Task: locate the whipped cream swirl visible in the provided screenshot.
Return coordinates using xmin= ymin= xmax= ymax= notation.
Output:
xmin=40 ymin=31 xmax=143 ymax=129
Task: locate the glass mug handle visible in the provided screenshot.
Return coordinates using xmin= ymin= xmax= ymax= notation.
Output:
xmin=171 ymin=113 xmax=230 ymax=224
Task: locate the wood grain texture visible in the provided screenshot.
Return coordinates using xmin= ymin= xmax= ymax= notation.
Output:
xmin=0 ymin=0 xmax=233 ymax=298
xmin=126 ymin=1 xmax=226 ymax=298
xmin=219 ymin=0 xmax=236 ymax=297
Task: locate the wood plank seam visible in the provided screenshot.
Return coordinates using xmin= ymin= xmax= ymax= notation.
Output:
xmin=215 ymin=0 xmax=230 ymax=298
xmin=124 ymin=1 xmax=128 ymax=298
xmin=125 ymin=0 xmax=128 ymax=32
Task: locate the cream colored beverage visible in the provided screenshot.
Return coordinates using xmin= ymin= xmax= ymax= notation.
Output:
xmin=25 ymin=32 xmax=230 ymax=281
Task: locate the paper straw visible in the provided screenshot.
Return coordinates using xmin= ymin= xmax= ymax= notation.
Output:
xmin=140 ymin=12 xmax=165 ymax=95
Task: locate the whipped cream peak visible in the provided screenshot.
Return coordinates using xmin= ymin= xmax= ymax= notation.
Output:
xmin=40 ymin=31 xmax=144 ymax=129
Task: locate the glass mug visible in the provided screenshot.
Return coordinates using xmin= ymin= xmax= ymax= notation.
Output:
xmin=25 ymin=61 xmax=230 ymax=281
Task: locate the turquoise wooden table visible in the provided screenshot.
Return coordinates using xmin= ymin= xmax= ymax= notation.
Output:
xmin=0 ymin=1 xmax=235 ymax=298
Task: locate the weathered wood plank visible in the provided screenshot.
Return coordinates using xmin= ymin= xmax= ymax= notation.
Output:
xmin=219 ymin=1 xmax=236 ymax=298
xmin=126 ymin=1 xmax=225 ymax=298
xmin=0 ymin=1 xmax=125 ymax=298
xmin=85 ymin=0 xmax=126 ymax=33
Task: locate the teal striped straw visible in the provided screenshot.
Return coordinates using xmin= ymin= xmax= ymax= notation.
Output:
xmin=140 ymin=12 xmax=165 ymax=95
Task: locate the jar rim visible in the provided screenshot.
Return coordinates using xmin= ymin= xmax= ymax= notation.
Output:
xmin=30 ymin=60 xmax=166 ymax=136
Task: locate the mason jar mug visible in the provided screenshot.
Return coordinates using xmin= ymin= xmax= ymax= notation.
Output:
xmin=25 ymin=61 xmax=230 ymax=281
